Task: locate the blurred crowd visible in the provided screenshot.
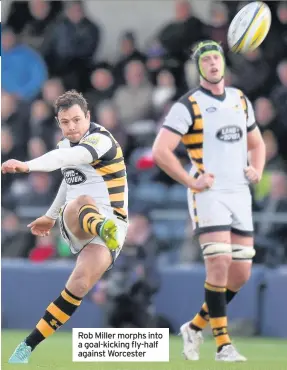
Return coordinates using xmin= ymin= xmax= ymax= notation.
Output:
xmin=2 ymin=0 xmax=287 ymax=267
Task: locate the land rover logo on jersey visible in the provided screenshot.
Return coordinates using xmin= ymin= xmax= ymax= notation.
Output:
xmin=63 ymin=168 xmax=87 ymax=185
xmin=216 ymin=125 xmax=243 ymax=143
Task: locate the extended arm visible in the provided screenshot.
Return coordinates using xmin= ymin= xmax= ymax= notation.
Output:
xmin=26 ymin=133 xmax=114 ymax=172
xmin=2 ymin=133 xmax=114 ymax=175
xmin=26 ymin=146 xmax=93 ymax=172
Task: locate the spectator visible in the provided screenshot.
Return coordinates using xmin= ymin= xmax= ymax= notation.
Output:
xmin=254 ymin=97 xmax=277 ymax=129
xmin=96 ymin=102 xmax=128 ymax=154
xmin=114 ymin=31 xmax=146 ymax=85
xmin=146 ymin=42 xmax=166 ymax=84
xmin=261 ymin=2 xmax=287 ymax=67
xmin=1 ymin=127 xmax=18 ymax=193
xmin=1 ymin=211 xmax=30 ymax=257
xmin=271 ymin=60 xmax=287 ymax=121
xmin=27 ymin=137 xmax=48 ymax=160
xmin=113 ymin=60 xmax=154 ymax=126
xmin=152 ymin=69 xmax=176 ymax=114
xmin=41 ymin=78 xmax=65 ymax=107
xmin=29 ymin=100 xmax=56 ymax=150
xmin=157 ymin=0 xmax=206 ymax=63
xmin=270 ymin=60 xmax=287 ymax=160
xmin=1 ymin=91 xmax=30 ymax=158
xmin=42 ymin=0 xmax=101 ymax=90
xmin=2 ymin=26 xmax=48 ymax=101
xmin=205 ymin=2 xmax=229 ymax=53
xmin=255 ymin=171 xmax=287 ymax=265
xmin=21 ymin=0 xmax=58 ymax=51
xmin=29 ymin=235 xmax=56 ymax=262
xmin=85 ymin=63 xmax=115 ymax=120
xmin=5 ymin=0 xmax=62 ymax=34
xmin=230 ymin=48 xmax=271 ymax=100
xmin=13 ymin=173 xmax=55 ymax=220
xmin=262 ymin=130 xmax=284 ymax=171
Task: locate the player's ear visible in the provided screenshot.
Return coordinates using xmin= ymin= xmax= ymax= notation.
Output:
xmin=86 ymin=110 xmax=90 ymax=121
xmin=55 ymin=116 xmax=60 ymax=126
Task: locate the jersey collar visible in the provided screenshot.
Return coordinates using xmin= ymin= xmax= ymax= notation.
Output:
xmin=199 ymin=86 xmax=226 ymax=102
xmin=69 ymin=122 xmax=97 ymax=147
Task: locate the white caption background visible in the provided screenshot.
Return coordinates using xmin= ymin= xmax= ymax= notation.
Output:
xmin=73 ymin=328 xmax=169 ymax=362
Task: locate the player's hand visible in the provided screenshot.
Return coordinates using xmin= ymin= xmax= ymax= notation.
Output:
xmin=192 ymin=173 xmax=215 ymax=192
xmin=1 ymin=159 xmax=29 ymax=174
xmin=28 ymin=216 xmax=56 ymax=237
xmin=244 ymin=166 xmax=261 ymax=184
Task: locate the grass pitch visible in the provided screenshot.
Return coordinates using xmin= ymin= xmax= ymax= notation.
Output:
xmin=2 ymin=330 xmax=287 ymax=370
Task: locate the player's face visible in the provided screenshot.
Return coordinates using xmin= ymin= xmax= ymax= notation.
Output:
xmin=58 ymin=104 xmax=90 ymax=143
xmin=200 ymin=52 xmax=224 ymax=84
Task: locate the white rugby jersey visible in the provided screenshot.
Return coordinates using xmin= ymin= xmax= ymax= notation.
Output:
xmin=163 ymin=86 xmax=257 ymax=191
xmin=57 ymin=122 xmax=128 ymax=221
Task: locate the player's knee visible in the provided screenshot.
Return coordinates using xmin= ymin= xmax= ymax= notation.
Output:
xmin=232 ymin=244 xmax=256 ymax=261
xmin=68 ymin=270 xmax=91 ymax=297
xmin=234 ymin=267 xmax=251 ymax=288
xmin=205 ymin=253 xmax=232 ymax=284
xmin=202 ymin=242 xmax=232 ymax=259
xmin=76 ymin=195 xmax=96 ymax=210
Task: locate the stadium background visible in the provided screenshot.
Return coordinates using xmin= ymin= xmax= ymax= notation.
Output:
xmin=1 ymin=0 xmax=287 ymax=345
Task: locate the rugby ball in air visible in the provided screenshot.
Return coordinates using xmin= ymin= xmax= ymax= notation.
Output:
xmin=227 ymin=1 xmax=271 ymax=53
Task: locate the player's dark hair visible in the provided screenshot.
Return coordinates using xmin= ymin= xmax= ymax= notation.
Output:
xmin=54 ymin=90 xmax=88 ymax=116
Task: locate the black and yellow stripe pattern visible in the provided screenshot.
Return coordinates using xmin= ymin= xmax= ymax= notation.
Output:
xmin=25 ymin=288 xmax=82 ymax=350
xmin=182 ymin=96 xmax=205 ymax=178
xmin=78 ymin=204 xmax=105 ymax=236
xmin=205 ymin=282 xmax=231 ymax=350
xmin=238 ymin=90 xmax=248 ymax=121
xmin=190 ymin=302 xmax=209 ymax=331
xmin=192 ymin=193 xmax=199 ymax=228
xmin=92 ymin=128 xmax=127 ymax=221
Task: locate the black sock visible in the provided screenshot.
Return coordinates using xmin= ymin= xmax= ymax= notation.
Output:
xmin=190 ymin=288 xmax=238 ymax=332
xmin=205 ymin=282 xmax=231 ymax=352
xmin=25 ymin=288 xmax=82 ymax=350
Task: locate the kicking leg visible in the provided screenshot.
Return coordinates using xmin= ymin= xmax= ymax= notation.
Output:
xmin=68 ymin=195 xmax=120 ymax=250
xmin=8 ymin=199 xmax=113 ymax=363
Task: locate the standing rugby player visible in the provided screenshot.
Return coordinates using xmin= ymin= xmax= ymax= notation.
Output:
xmin=2 ymin=90 xmax=129 ymax=363
xmin=152 ymin=40 xmax=265 ymax=362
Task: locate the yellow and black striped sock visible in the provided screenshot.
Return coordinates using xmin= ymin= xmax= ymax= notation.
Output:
xmin=204 ymin=282 xmax=231 ymax=352
xmin=25 ymin=288 xmax=82 ymax=350
xmin=78 ymin=204 xmax=105 ymax=237
xmin=190 ymin=302 xmax=209 ymax=331
xmin=190 ymin=288 xmax=238 ymax=331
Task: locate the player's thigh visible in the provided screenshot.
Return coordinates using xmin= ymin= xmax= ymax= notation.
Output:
xmin=188 ymin=190 xmax=232 ymax=236
xmin=199 ymin=231 xmax=231 ymax=245
xmin=66 ymin=243 xmax=112 ymax=292
xmin=63 ymin=195 xmax=96 ymax=240
xmin=228 ymin=232 xmax=254 ymax=285
xmin=230 ymin=189 xmax=254 ymax=237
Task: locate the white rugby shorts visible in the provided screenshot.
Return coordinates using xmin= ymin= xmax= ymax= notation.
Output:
xmin=59 ymin=204 xmax=128 ymax=268
xmin=187 ymin=187 xmax=254 ymax=236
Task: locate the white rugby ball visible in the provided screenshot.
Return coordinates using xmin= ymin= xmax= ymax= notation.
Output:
xmin=227 ymin=1 xmax=271 ymax=53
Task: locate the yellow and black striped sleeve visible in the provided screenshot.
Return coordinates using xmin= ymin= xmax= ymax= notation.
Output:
xmin=162 ymin=101 xmax=193 ymax=137
xmin=181 ymin=95 xmax=205 ymax=176
xmin=78 ymin=133 xmax=117 ymax=162
xmin=238 ymin=90 xmax=257 ymax=132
